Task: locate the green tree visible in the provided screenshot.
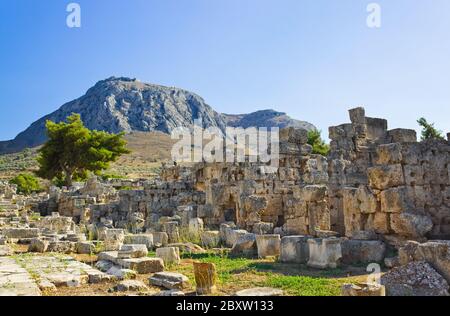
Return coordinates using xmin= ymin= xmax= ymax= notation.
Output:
xmin=10 ymin=173 xmax=42 ymax=195
xmin=417 ymin=118 xmax=444 ymax=141
xmin=307 ymin=130 xmax=330 ymax=156
xmin=36 ymin=113 xmax=130 ymax=187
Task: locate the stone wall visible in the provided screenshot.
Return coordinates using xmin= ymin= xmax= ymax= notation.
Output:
xmin=328 ymin=107 xmax=450 ymax=245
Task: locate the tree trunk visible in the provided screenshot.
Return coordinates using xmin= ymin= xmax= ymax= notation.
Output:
xmin=64 ymin=170 xmax=73 ymax=187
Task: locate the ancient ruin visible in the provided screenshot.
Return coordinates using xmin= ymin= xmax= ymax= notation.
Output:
xmin=1 ymin=107 xmax=449 ymax=296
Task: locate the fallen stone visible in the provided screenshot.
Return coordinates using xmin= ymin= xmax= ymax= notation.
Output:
xmin=168 ymin=242 xmax=205 ymax=254
xmin=153 ymin=289 xmax=185 ymax=296
xmin=200 ymin=231 xmax=220 ymax=249
xmin=341 ymin=283 xmax=386 ymax=296
xmin=38 ymin=279 xmax=57 ymax=292
xmin=118 ymin=257 xmax=165 ymax=274
xmin=152 ymin=232 xmax=169 ymax=247
xmin=381 ymin=261 xmax=449 ymax=296
xmin=124 ymin=234 xmax=154 ymax=250
xmin=307 ymin=238 xmax=342 ymax=269
xmin=280 ymin=236 xmax=311 ymax=263
xmin=106 ymin=266 xmax=137 ymax=280
xmin=28 ymin=238 xmax=50 ymax=253
xmin=341 ymin=240 xmax=386 ymax=264
xmin=76 ymin=241 xmax=95 ymax=254
xmin=230 ymin=233 xmax=257 ymax=257
xmin=156 ymin=247 xmax=180 ymax=265
xmin=118 ymin=244 xmax=148 ymax=259
xmin=47 ymin=241 xmax=76 ymax=254
xmin=149 ymin=272 xmax=189 ymax=290
xmin=3 ymin=228 xmax=40 ymax=239
xmin=256 ymin=234 xmax=281 ymax=258
xmin=193 ymin=261 xmax=217 ymax=295
xmin=95 ymin=260 xmax=114 ymax=272
xmin=0 ymin=245 xmax=13 ymax=257
xmin=115 ymin=280 xmax=149 ymax=292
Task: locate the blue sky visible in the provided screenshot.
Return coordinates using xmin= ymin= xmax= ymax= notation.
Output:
xmin=0 ymin=0 xmax=449 ymax=141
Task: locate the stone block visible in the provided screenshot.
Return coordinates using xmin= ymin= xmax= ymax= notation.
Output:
xmin=76 ymin=241 xmax=95 ymax=254
xmin=375 ymin=143 xmax=402 ymax=165
xmin=149 ymin=272 xmax=189 ymax=290
xmin=341 ymin=283 xmax=385 ymax=296
xmin=390 ymin=212 xmax=433 ymax=238
xmin=118 ymin=244 xmax=148 ymax=259
xmin=118 ymin=257 xmax=164 ymax=274
xmin=302 ymin=185 xmax=328 ymax=202
xmin=28 ymin=238 xmax=49 ymax=253
xmin=193 ymin=262 xmax=217 ymax=295
xmin=255 ymin=234 xmax=281 ymax=258
xmin=280 ymin=235 xmax=312 ymax=263
xmin=307 ymin=238 xmax=342 ymax=269
xmin=3 ymin=228 xmax=40 ymax=239
xmin=156 ymin=247 xmax=181 ymax=265
xmin=124 ymin=234 xmax=154 ymax=250
xmin=200 ymin=231 xmax=220 ymax=249
xmin=341 ymin=240 xmax=386 ymax=264
xmin=230 ymin=233 xmax=257 ymax=257
xmin=387 ymin=129 xmax=417 ymax=143
xmin=380 ymin=187 xmax=408 ymax=213
xmin=188 ymin=218 xmax=204 ymax=234
xmin=152 ymin=232 xmax=168 ymax=247
xmin=368 ymin=165 xmax=405 ymax=190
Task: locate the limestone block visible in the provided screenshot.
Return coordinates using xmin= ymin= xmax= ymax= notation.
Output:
xmin=255 ymin=234 xmax=281 ymax=258
xmin=308 ymin=201 xmax=331 ymax=235
xmin=390 ymin=212 xmax=433 ymax=238
xmin=28 ymin=238 xmax=49 ymax=253
xmin=149 ymin=272 xmax=189 ymax=290
xmin=380 ymin=187 xmax=408 ymax=213
xmin=200 ymin=231 xmax=220 ymax=249
xmin=152 ymin=232 xmax=168 ymax=247
xmin=307 ymin=238 xmax=342 ymax=269
xmin=3 ymin=228 xmax=40 ymax=239
xmin=252 ymin=222 xmax=274 ymax=235
xmin=47 ymin=241 xmax=76 ymax=254
xmin=162 ymin=221 xmax=180 ymax=243
xmin=280 ymin=236 xmax=312 ymax=263
xmin=279 ymin=127 xmax=308 ymax=144
xmin=228 ymin=229 xmax=248 ymax=248
xmin=219 ymin=222 xmax=237 ymax=246
xmin=118 ymin=257 xmax=164 ymax=274
xmin=230 ymin=233 xmax=257 ymax=257
xmin=368 ymin=165 xmax=405 ymax=190
xmin=124 ymin=234 xmax=154 ymax=250
xmin=375 ymin=143 xmax=402 ymax=165
xmin=76 ymin=241 xmax=95 ymax=254
xmin=156 ymin=247 xmax=181 ymax=265
xmin=341 ymin=240 xmax=386 ymax=264
xmin=188 ymin=218 xmax=204 ymax=235
xmin=341 ymin=283 xmax=385 ymax=296
xmin=118 ymin=244 xmax=148 ymax=259
xmin=302 ymin=185 xmax=328 ymax=202
xmin=193 ymin=262 xmax=217 ymax=295
xmin=387 ymin=128 xmax=417 ymax=143
xmin=115 ymin=280 xmax=149 ymax=292
xmin=403 ymin=165 xmax=424 ymax=186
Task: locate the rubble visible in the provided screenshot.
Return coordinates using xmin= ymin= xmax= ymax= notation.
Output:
xmin=381 ymin=261 xmax=449 ymax=296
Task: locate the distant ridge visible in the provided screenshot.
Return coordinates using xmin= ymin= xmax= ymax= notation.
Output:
xmin=0 ymin=77 xmax=316 ymax=154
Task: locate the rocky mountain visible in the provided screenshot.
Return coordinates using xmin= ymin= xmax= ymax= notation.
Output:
xmin=0 ymin=77 xmax=315 ymax=154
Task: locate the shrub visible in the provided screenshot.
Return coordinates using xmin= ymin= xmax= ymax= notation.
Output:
xmin=9 ymin=173 xmax=43 ymax=195
xmin=307 ymin=130 xmax=330 ymax=156
xmin=417 ymin=117 xmax=444 ymax=141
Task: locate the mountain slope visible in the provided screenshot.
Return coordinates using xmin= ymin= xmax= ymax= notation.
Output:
xmin=0 ymin=77 xmax=315 ymax=154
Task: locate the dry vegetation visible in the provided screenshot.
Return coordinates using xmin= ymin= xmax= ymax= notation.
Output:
xmin=0 ymin=132 xmax=176 ymax=180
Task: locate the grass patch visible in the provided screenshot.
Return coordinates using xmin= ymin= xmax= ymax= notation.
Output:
xmin=264 ymin=274 xmax=343 ymax=296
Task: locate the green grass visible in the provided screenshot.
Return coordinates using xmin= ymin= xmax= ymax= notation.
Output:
xmin=148 ymin=250 xmax=362 ymax=296
xmin=264 ymin=274 xmax=343 ymax=296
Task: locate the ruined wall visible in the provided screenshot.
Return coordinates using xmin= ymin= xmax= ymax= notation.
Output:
xmin=328 ymin=107 xmax=450 ymax=245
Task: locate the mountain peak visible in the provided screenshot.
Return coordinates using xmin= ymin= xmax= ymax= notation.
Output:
xmin=0 ymin=78 xmax=315 ymax=154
